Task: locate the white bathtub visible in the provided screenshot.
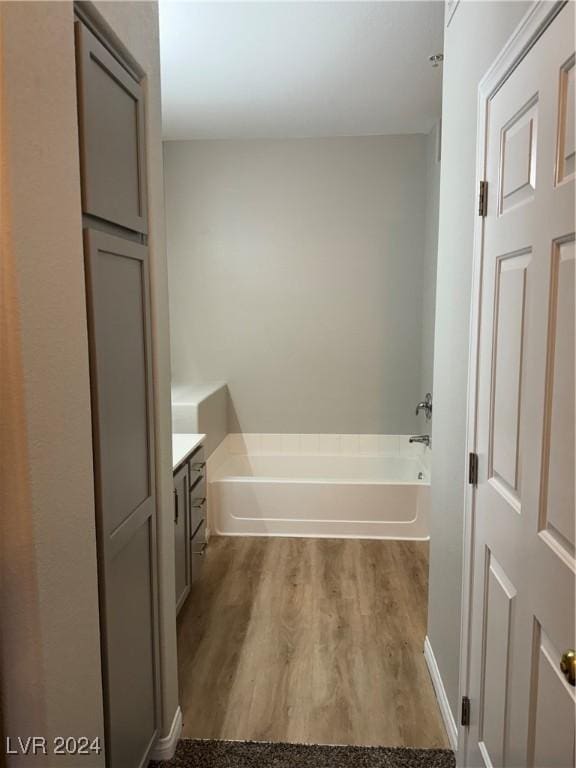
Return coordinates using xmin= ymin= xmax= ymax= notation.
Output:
xmin=208 ymin=434 xmax=430 ymax=540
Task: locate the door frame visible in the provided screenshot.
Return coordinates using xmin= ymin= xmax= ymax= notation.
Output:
xmin=457 ymin=2 xmax=568 ymax=765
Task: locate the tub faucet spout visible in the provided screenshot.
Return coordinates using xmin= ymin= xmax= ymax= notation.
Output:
xmin=409 ymin=434 xmax=431 ymax=447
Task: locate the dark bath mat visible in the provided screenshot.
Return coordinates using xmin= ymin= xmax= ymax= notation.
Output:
xmin=150 ymin=739 xmax=456 ymax=768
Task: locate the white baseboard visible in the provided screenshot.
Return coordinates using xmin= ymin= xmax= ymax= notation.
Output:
xmin=149 ymin=706 xmax=182 ymax=762
xmin=423 ymin=636 xmax=458 ymax=751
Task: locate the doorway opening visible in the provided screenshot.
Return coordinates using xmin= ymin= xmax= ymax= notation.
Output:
xmin=160 ymin=0 xmax=449 ymax=758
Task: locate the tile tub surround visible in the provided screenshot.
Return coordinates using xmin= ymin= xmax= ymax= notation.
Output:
xmin=172 ymin=383 xmax=227 ymax=457
xmin=207 ymin=435 xmax=431 ymax=540
xmin=212 ymin=433 xmax=430 ymax=461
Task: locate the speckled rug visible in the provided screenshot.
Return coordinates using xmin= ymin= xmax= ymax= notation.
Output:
xmin=150 ymin=739 xmax=456 ymax=767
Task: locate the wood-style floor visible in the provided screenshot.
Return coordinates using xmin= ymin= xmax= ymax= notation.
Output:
xmin=177 ymin=537 xmax=448 ymax=749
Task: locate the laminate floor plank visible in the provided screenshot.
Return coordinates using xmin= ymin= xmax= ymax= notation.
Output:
xmin=177 ymin=537 xmax=448 ymax=749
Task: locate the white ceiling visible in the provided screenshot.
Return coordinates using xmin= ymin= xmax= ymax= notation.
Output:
xmin=159 ymin=2 xmax=444 ymax=140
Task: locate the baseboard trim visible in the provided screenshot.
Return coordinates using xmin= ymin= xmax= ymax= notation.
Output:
xmin=149 ymin=706 xmax=182 ymax=762
xmin=424 ymin=636 xmax=458 ymax=751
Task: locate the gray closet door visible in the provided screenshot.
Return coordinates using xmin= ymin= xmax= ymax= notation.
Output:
xmin=84 ymin=229 xmax=159 ymax=768
xmin=174 ymin=463 xmax=190 ymax=613
xmin=75 ymin=22 xmax=148 ymax=233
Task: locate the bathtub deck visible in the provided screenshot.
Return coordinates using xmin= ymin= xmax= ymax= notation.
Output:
xmin=177 ymin=537 xmax=448 ymax=749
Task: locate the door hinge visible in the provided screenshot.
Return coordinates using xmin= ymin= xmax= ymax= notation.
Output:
xmin=469 ymin=452 xmax=479 ymax=486
xmin=461 ymin=696 xmax=471 ymax=727
xmin=478 ymin=180 xmax=488 ymax=216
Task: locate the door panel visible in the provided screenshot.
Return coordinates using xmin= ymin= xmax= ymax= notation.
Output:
xmin=540 ymin=238 xmax=575 ymax=556
xmin=499 ymin=98 xmax=538 ymax=213
xmin=75 ymin=22 xmax=148 ymax=233
xmin=84 ymin=229 xmax=159 ymax=768
xmin=529 ymin=621 xmax=575 ymax=768
xmin=90 ymin=246 xmax=150 ymax=533
xmin=491 ymin=251 xmax=529 ymax=495
xmin=556 ymin=55 xmax=575 ymax=183
xmin=467 ymin=5 xmax=575 ymax=766
xmin=479 ymin=552 xmax=516 ymax=768
xmin=108 ymin=520 xmax=156 ymax=767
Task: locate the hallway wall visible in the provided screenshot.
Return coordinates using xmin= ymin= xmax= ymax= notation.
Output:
xmin=0 ymin=1 xmax=178 ymax=763
xmin=427 ymin=0 xmax=531 ymax=723
xmin=417 ymin=122 xmax=441 ymax=431
xmin=0 ymin=3 xmax=105 ymax=762
xmin=165 ymin=135 xmax=430 ymax=435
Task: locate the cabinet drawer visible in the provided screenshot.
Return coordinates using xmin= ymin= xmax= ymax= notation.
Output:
xmin=189 ymin=485 xmax=206 ymax=539
xmin=189 ymin=474 xmax=206 ymax=501
xmin=191 ymin=546 xmax=206 ymax=583
xmin=191 ymin=520 xmax=207 ymax=550
xmin=191 ymin=521 xmax=207 ymax=584
xmin=188 ymin=446 xmax=206 ymax=487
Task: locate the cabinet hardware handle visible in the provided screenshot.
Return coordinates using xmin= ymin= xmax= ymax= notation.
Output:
xmin=190 ymin=519 xmax=205 ymax=540
xmin=174 ymin=489 xmax=179 ymax=524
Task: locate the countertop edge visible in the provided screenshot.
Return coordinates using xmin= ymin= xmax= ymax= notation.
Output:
xmin=172 ymin=433 xmax=205 ymax=471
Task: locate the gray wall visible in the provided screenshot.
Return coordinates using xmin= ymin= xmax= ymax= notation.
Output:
xmin=164 ymin=135 xmax=429 ymax=434
xmin=1 ymin=3 xmax=105 ymax=761
xmin=427 ymin=0 xmax=530 ymax=721
xmin=418 ymin=122 xmax=441 ymax=431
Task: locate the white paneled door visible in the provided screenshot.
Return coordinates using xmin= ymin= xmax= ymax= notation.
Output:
xmin=466 ymin=3 xmax=575 ymax=767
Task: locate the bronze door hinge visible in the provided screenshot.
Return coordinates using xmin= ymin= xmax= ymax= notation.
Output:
xmin=478 ymin=180 xmax=488 ymax=217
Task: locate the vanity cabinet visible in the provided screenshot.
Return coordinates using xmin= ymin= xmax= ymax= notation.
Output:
xmin=173 ymin=463 xmax=190 ymax=613
xmin=173 ymin=439 xmax=207 ymax=614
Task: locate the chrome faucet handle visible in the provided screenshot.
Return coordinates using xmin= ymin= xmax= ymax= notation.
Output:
xmin=415 ymin=393 xmax=433 ymax=420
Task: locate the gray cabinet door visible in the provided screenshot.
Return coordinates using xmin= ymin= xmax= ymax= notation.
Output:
xmin=75 ymin=22 xmax=148 ymax=234
xmin=174 ymin=463 xmax=190 ymax=613
xmin=84 ymin=229 xmax=159 ymax=768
